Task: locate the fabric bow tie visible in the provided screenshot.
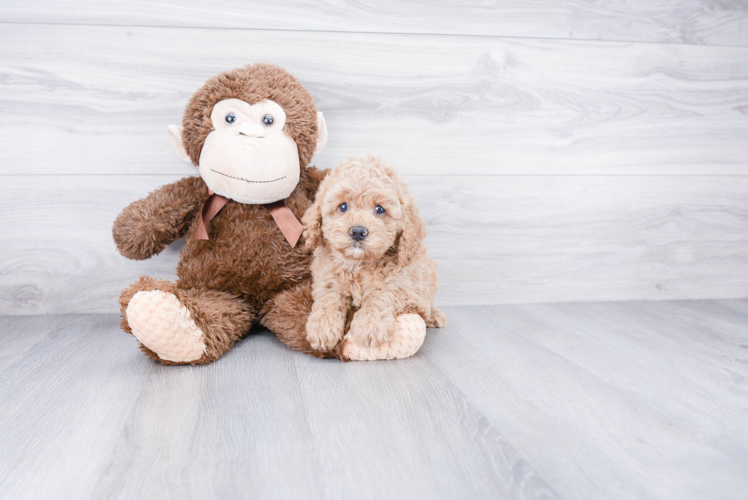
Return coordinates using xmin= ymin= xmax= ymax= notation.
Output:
xmin=194 ymin=190 xmax=304 ymax=248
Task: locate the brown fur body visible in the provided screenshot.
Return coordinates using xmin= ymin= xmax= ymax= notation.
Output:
xmin=113 ymin=64 xmax=334 ymax=364
xmin=173 ymin=169 xmax=323 ymax=315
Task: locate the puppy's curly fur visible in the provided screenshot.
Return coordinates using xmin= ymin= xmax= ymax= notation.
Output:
xmin=303 ymin=157 xmax=446 ymax=351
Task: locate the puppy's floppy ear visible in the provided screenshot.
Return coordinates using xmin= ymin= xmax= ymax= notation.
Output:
xmin=397 ymin=192 xmax=426 ymax=266
xmin=302 ymin=175 xmax=331 ymax=250
xmin=385 ymin=164 xmax=426 ymax=267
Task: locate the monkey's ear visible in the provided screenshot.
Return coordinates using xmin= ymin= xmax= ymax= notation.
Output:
xmin=167 ymin=124 xmax=192 ymax=163
xmin=314 ymin=112 xmax=328 ymax=155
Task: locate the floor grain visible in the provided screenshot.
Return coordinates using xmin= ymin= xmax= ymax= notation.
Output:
xmin=0 ymin=302 xmax=746 ymax=499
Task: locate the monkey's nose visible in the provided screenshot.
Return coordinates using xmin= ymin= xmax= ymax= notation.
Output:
xmin=238 ymin=123 xmax=264 ymax=138
xmin=349 ymin=226 xmax=368 ymax=241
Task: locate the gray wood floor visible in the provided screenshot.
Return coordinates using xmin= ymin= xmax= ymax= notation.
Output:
xmin=1 ymin=301 xmax=746 ymax=500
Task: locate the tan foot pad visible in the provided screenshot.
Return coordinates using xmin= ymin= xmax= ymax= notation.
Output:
xmin=126 ymin=290 xmax=206 ymax=363
xmin=342 ymin=314 xmax=426 ymax=361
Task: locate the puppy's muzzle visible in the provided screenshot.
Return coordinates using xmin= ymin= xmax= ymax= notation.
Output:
xmin=349 ymin=226 xmax=368 ymax=241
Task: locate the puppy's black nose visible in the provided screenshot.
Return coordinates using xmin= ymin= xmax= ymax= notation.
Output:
xmin=350 ymin=226 xmax=368 ymax=241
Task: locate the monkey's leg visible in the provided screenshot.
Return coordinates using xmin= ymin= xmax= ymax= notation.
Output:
xmin=260 ymin=280 xmax=334 ymax=359
xmin=119 ymin=276 xmax=254 ymax=365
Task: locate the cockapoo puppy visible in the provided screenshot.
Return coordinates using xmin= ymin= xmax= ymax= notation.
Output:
xmin=302 ymin=157 xmax=446 ymax=359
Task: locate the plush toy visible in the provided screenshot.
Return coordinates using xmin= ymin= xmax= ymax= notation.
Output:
xmin=113 ymin=64 xmax=427 ymax=364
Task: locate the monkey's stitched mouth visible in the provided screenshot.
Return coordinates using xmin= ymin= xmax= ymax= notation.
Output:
xmin=210 ymin=169 xmax=286 ymax=184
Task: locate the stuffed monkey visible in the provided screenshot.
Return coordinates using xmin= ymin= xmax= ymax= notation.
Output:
xmin=113 ymin=64 xmax=425 ymax=364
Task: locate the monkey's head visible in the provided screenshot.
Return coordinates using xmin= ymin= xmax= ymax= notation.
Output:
xmin=167 ymin=64 xmax=328 ymax=204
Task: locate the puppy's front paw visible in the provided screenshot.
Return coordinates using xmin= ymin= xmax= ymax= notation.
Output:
xmin=306 ymin=309 xmax=345 ymax=351
xmin=350 ymin=307 xmax=397 ymax=348
xmin=342 ymin=314 xmax=427 ymax=361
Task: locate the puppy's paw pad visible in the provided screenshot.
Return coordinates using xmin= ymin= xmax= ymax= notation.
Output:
xmin=126 ymin=290 xmax=206 ymax=363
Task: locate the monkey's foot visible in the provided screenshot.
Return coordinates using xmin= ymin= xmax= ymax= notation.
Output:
xmin=125 ymin=290 xmax=206 ymax=363
xmin=341 ymin=314 xmax=426 ymax=361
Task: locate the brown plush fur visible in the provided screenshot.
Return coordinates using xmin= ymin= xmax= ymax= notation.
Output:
xmin=303 ymin=157 xmax=446 ymax=352
xmin=260 ymin=279 xmax=330 ymax=359
xmin=112 ymin=179 xmax=204 ymax=261
xmin=113 ymin=64 xmax=331 ymax=364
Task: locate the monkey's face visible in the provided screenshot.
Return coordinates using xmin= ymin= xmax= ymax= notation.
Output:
xmin=198 ymin=98 xmax=301 ymax=204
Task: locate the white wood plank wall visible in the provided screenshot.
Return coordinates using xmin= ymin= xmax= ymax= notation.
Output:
xmin=1 ymin=2 xmax=747 ymax=314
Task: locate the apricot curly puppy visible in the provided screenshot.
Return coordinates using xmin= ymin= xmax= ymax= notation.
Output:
xmin=303 ymin=157 xmax=446 ymax=360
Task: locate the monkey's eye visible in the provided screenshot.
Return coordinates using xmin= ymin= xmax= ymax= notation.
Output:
xmin=375 ymin=205 xmax=386 ymax=216
xmin=338 ymin=202 xmax=349 ymax=213
xmin=262 ymin=114 xmax=275 ymax=126
xmin=225 ymin=113 xmax=237 ymax=125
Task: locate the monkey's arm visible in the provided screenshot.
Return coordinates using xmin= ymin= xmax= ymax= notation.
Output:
xmin=113 ymin=176 xmax=207 ymax=261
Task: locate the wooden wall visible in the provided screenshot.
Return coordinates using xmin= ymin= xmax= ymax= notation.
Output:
xmin=1 ymin=2 xmax=747 ymax=314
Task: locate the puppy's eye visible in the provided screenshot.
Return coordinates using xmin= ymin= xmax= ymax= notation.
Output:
xmin=338 ymin=202 xmax=349 ymax=213
xmin=225 ymin=113 xmax=237 ymax=125
xmin=374 ymin=205 xmax=386 ymax=216
xmin=262 ymin=114 xmax=275 ymax=126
